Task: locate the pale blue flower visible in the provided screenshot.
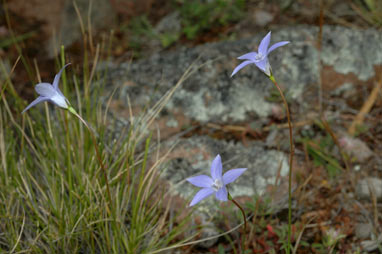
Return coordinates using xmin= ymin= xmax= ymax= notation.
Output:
xmin=187 ymin=154 xmax=247 ymax=206
xmin=231 ymin=31 xmax=289 ymax=77
xmin=22 ymin=64 xmax=71 ymax=113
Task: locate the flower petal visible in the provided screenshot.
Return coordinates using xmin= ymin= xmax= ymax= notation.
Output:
xmin=211 ymin=154 xmax=223 ymax=180
xmin=215 ymin=186 xmax=228 ymax=201
xmin=35 ymin=83 xmax=56 ymax=98
xmin=189 ymin=188 xmax=215 ymax=206
xmin=187 ymin=175 xmax=213 ymax=188
xmin=231 ymin=60 xmax=253 ymax=77
xmin=22 ymin=96 xmax=49 ymax=113
xmin=258 ymin=31 xmax=271 ymax=56
xmin=254 ymin=58 xmax=271 ymax=76
xmin=268 ymin=41 xmax=289 ymax=54
xmin=50 ymin=94 xmax=69 ymax=109
xmin=223 ymin=168 xmax=247 ymax=185
xmin=53 ymin=63 xmax=71 ymax=90
xmin=237 ymin=52 xmax=257 ymax=61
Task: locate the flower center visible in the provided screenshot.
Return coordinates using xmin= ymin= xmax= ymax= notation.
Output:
xmin=255 ymin=53 xmax=264 ymax=61
xmin=212 ymin=178 xmax=223 ymax=191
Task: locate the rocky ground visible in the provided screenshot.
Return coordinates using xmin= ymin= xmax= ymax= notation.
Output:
xmin=3 ymin=0 xmax=382 ymax=252
xmin=101 ymin=25 xmax=382 ymax=251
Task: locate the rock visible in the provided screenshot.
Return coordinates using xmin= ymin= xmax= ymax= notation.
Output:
xmin=158 ymin=135 xmax=289 ymax=215
xmin=100 ymin=26 xmax=382 ymax=245
xmin=106 ymin=26 xmax=382 ymax=134
xmin=330 ymin=82 xmax=355 ymax=99
xmin=148 ymin=135 xmax=289 ymax=247
xmin=146 ymin=11 xmax=182 ymax=53
xmin=8 ymin=0 xmax=116 ymax=56
xmin=355 ymin=223 xmax=373 ymax=239
xmin=107 ymin=27 xmax=317 ymax=127
xmin=355 ymin=177 xmax=382 ymax=201
xmin=155 ymin=11 xmax=181 ymax=37
xmin=338 ymin=136 xmax=373 ymax=163
xmin=51 ymin=0 xmax=115 ymax=56
xmin=321 ymin=27 xmax=382 ymax=81
xmin=190 ymin=213 xmax=219 ymax=248
xmin=8 ymin=0 xmax=65 ymax=37
xmin=253 ymin=10 xmax=274 ymax=27
xmin=361 ymin=234 xmax=382 ymax=252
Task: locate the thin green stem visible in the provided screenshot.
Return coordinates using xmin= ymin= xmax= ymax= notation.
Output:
xmin=269 ymin=74 xmax=294 ymax=254
xmin=63 ymin=111 xmax=73 ymax=204
xmin=68 ymin=106 xmax=112 ymax=215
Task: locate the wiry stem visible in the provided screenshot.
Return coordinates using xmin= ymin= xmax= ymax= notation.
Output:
xmin=228 ymin=192 xmax=247 ymax=253
xmin=229 ymin=196 xmax=247 ymax=231
xmin=269 ymin=74 xmax=294 ymax=254
xmin=68 ymin=106 xmax=112 ymax=215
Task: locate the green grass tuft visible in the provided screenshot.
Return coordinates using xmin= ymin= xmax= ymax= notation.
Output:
xmin=0 ymin=42 xmax=196 ymax=253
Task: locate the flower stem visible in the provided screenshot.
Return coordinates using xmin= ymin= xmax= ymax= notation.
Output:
xmin=68 ymin=106 xmax=112 ymax=215
xmin=228 ymin=194 xmax=247 ymax=231
xmin=269 ymin=74 xmax=294 ymax=254
xmin=228 ymin=192 xmax=247 ymax=253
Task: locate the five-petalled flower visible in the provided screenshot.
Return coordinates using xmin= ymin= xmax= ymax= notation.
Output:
xmin=187 ymin=154 xmax=247 ymax=206
xmin=231 ymin=31 xmax=289 ymax=77
xmin=22 ymin=64 xmax=71 ymax=113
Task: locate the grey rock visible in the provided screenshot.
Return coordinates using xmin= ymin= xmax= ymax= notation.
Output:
xmin=253 ymin=10 xmax=274 ymax=26
xmin=50 ymin=0 xmax=116 ymax=56
xmin=361 ymin=234 xmax=382 ymax=252
xmin=338 ymin=135 xmax=373 ymax=163
xmin=330 ymin=82 xmax=355 ymax=98
xmin=101 ymin=26 xmax=382 ymax=245
xmin=355 ymin=223 xmax=373 ymax=239
xmin=107 ymin=27 xmax=317 ymax=124
xmin=148 ymin=11 xmax=182 ymax=51
xmin=161 ymin=135 xmax=289 ymax=215
xmin=106 ymin=26 xmax=381 ymax=127
xmin=321 ymin=27 xmax=382 ymax=81
xmin=155 ymin=11 xmax=181 ymax=35
xmin=355 ymin=177 xmax=382 ymax=201
xmin=153 ymin=135 xmax=288 ymax=247
xmin=331 ymin=2 xmax=354 ymax=17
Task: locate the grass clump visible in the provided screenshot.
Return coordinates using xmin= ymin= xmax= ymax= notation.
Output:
xmin=352 ymin=0 xmax=382 ymax=27
xmin=0 ymin=43 xmax=195 ymax=253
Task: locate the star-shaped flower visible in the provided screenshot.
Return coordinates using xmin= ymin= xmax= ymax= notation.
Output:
xmin=231 ymin=31 xmax=289 ymax=77
xmin=22 ymin=64 xmax=71 ymax=113
xmin=187 ymin=154 xmax=247 ymax=206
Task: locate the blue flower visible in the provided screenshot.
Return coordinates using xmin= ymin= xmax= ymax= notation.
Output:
xmin=187 ymin=155 xmax=247 ymax=206
xmin=22 ymin=64 xmax=71 ymax=113
xmin=231 ymin=31 xmax=289 ymax=77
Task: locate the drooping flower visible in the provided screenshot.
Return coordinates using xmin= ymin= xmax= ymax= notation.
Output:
xmin=187 ymin=154 xmax=247 ymax=206
xmin=231 ymin=31 xmax=289 ymax=77
xmin=22 ymin=64 xmax=71 ymax=113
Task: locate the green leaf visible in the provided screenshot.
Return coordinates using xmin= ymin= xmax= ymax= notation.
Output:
xmin=218 ymin=244 xmax=226 ymax=254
